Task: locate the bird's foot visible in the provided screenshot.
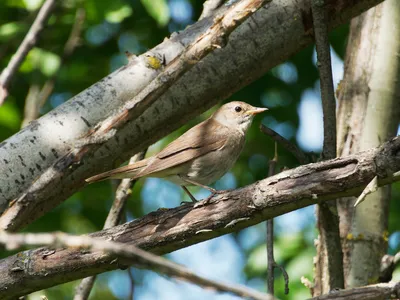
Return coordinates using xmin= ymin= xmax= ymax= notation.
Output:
xmin=180 ymin=200 xmax=196 ymax=206
xmin=203 ymin=189 xmax=226 ymax=204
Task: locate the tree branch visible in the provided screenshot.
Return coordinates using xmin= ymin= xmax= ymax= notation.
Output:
xmin=0 ymin=231 xmax=274 ymax=300
xmin=0 ymin=137 xmax=400 ymax=298
xmin=266 ymin=143 xmax=289 ymax=295
xmin=0 ymin=0 xmax=56 ymax=105
xmin=311 ymin=0 xmax=344 ymax=294
xmin=0 ymin=0 xmax=385 ymax=231
xmin=200 ymin=0 xmax=226 ymax=20
xmin=379 ymin=252 xmax=400 ymax=283
xmin=73 ymin=151 xmax=146 ymax=300
xmin=260 ymin=124 xmax=309 ymax=165
xmin=310 ymin=281 xmax=400 ymax=300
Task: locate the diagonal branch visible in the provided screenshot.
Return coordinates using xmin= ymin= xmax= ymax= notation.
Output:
xmin=0 ymin=231 xmax=274 ymax=300
xmin=0 ymin=137 xmax=400 ymax=298
xmin=0 ymin=0 xmax=56 ymax=105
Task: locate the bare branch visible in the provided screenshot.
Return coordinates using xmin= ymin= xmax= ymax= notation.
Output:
xmin=311 ymin=0 xmax=344 ymax=293
xmin=0 ymin=137 xmax=400 ymax=298
xmin=200 ymin=0 xmax=226 ymax=20
xmin=73 ymin=150 xmax=146 ymax=300
xmin=0 ymin=0 xmax=56 ymax=105
xmin=310 ymin=281 xmax=400 ymax=300
xmin=266 ymin=143 xmax=289 ymax=295
xmin=0 ymin=231 xmax=274 ymax=300
xmin=104 ymin=151 xmax=147 ymax=228
xmin=260 ymin=124 xmax=309 ymax=165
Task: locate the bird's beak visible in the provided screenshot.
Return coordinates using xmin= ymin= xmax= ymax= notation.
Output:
xmin=246 ymin=107 xmax=268 ymax=115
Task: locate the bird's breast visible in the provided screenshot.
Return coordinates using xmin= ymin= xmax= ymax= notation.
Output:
xmin=183 ymin=133 xmax=245 ymax=186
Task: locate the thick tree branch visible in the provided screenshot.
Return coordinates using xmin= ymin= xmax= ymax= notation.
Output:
xmin=0 ymin=0 xmax=385 ymax=231
xmin=0 ymin=138 xmax=400 ymax=298
xmin=310 ymin=281 xmax=400 ymax=300
xmin=0 ymin=0 xmax=56 ymax=105
xmin=0 ymin=231 xmax=273 ymax=300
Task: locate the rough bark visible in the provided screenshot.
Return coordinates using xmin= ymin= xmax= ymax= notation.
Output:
xmin=0 ymin=0 xmax=384 ymax=231
xmin=310 ymin=281 xmax=400 ymax=300
xmin=1 ymin=137 xmax=400 ymax=299
xmin=336 ymin=0 xmax=400 ymax=287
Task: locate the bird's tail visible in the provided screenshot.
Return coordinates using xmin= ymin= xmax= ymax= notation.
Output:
xmin=85 ymin=158 xmax=149 ymax=183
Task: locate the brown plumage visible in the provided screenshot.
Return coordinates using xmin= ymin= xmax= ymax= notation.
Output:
xmin=86 ymin=101 xmax=267 ymax=201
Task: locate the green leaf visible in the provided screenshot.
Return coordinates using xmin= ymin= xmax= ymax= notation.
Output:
xmin=0 ymin=22 xmax=26 ymax=41
xmin=20 ymin=48 xmax=60 ymax=76
xmin=0 ymin=101 xmax=21 ymax=130
xmin=106 ymin=4 xmax=133 ymax=23
xmin=22 ymin=0 xmax=44 ymax=11
xmin=141 ymin=0 xmax=170 ymax=26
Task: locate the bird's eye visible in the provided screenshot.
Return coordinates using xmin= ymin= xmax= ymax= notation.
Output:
xmin=234 ymin=106 xmax=242 ymax=112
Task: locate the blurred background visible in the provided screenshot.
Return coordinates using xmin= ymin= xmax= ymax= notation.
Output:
xmin=0 ymin=0 xmax=399 ymax=299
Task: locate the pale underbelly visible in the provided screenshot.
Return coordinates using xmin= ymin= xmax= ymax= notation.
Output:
xmin=164 ymin=141 xmax=243 ymax=186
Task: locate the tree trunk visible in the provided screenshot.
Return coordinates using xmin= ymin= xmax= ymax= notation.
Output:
xmin=336 ymin=0 xmax=400 ymax=287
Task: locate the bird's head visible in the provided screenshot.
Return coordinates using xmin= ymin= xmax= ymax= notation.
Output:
xmin=212 ymin=101 xmax=268 ymax=134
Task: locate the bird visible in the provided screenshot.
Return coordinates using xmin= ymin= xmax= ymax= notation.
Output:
xmin=86 ymin=101 xmax=268 ymax=202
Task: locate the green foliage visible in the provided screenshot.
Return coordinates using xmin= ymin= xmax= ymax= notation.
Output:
xmin=0 ymin=0 xmax=398 ymax=299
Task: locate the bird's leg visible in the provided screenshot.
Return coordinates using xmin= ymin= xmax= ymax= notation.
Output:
xmin=181 ymin=186 xmax=198 ymax=203
xmin=181 ymin=177 xmax=220 ymax=194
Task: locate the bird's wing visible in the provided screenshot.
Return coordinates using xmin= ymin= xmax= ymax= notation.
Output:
xmin=85 ymin=158 xmax=150 ymax=183
xmin=137 ymin=119 xmax=229 ymax=177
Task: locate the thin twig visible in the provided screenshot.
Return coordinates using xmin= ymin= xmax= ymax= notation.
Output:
xmin=266 ymin=143 xmax=289 ymax=295
xmin=127 ymin=268 xmax=135 ymax=300
xmin=74 ymin=150 xmax=146 ymax=300
xmin=260 ymin=124 xmax=309 ymax=165
xmin=311 ymin=0 xmax=344 ymax=294
xmin=354 ymin=176 xmax=378 ymax=207
xmin=0 ymin=0 xmax=56 ymax=105
xmin=200 ymin=0 xmax=226 ymax=20
xmin=21 ymin=7 xmax=86 ymax=128
xmin=0 ymin=231 xmax=275 ymax=300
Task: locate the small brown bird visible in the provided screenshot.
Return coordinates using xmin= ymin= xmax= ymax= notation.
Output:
xmin=86 ymin=101 xmax=267 ymax=202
